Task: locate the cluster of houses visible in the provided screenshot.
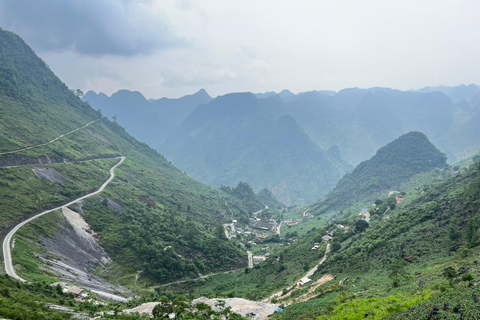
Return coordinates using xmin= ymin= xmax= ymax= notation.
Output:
xmin=283 ymin=219 xmax=298 ymax=226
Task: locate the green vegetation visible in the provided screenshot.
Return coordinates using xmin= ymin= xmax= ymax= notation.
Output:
xmin=257 ymin=188 xmax=286 ymax=211
xmin=312 ymin=131 xmax=447 ymax=216
xmin=162 ymin=95 xmax=345 ymax=206
xmin=0 ymin=28 xmax=264 ymax=287
xmin=0 ymin=159 xmax=116 ymax=230
xmin=316 ymin=290 xmax=432 ymax=320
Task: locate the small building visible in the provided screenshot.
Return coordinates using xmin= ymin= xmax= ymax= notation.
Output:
xmin=253 ymin=256 xmax=266 ymax=262
xmin=396 ymin=197 xmax=404 ymax=203
xmin=322 ymin=235 xmax=333 ymax=242
xmin=298 ymin=278 xmax=312 ymax=286
xmin=64 ymin=286 xmax=88 ymax=299
xmin=256 ymin=234 xmax=263 ymax=238
xmin=232 ymin=220 xmax=237 ymax=224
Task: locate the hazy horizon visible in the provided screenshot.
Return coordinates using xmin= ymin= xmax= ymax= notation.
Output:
xmin=1 ymin=0 xmax=479 ymax=99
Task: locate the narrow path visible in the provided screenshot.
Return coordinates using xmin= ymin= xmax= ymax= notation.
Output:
xmin=262 ymin=243 xmax=330 ymax=303
xmin=0 ymin=119 xmax=98 ymax=156
xmin=2 ymin=156 xmax=125 ymax=282
xmin=0 ymin=155 xmax=116 ymax=169
xmin=156 ymin=268 xmax=243 ymax=288
xmin=252 ymin=205 xmax=268 ymax=215
xmin=302 ymin=206 xmax=312 ymax=216
xmin=276 ymin=222 xmax=282 ymax=235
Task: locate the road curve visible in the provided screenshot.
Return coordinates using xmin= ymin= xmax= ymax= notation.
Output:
xmin=2 ymin=156 xmax=125 ymax=282
xmin=252 ymin=205 xmax=268 ymax=215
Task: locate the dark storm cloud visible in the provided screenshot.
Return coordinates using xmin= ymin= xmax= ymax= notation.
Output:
xmin=0 ymin=0 xmax=182 ymax=56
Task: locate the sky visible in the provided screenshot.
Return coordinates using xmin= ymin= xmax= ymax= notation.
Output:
xmin=1 ymin=0 xmax=479 ymax=99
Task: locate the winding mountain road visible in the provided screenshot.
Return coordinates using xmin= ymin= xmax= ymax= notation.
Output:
xmin=0 ymin=120 xmax=98 ymax=156
xmin=2 ymin=156 xmax=125 ymax=282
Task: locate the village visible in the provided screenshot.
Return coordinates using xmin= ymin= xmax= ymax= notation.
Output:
xmin=224 ymin=191 xmax=407 ymax=271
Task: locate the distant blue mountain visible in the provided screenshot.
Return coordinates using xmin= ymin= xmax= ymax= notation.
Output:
xmin=84 ymin=89 xmax=212 ymax=149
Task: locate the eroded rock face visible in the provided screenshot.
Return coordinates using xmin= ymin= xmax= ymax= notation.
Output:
xmin=32 ymin=167 xmax=71 ymax=184
xmin=123 ymin=297 xmax=280 ymax=319
xmin=39 ymin=207 xmax=122 ymax=296
xmin=192 ymin=297 xmax=280 ymax=320
xmin=107 ymin=199 xmax=124 ymax=212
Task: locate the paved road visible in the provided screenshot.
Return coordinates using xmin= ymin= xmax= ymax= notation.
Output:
xmin=304 ymin=243 xmax=330 ymax=278
xmin=276 ymin=222 xmax=282 ymax=235
xmin=262 ymin=243 xmax=330 ymax=303
xmin=0 ymin=120 xmax=98 ymax=156
xmin=247 ymin=251 xmax=253 ymax=268
xmin=2 ymin=156 xmax=125 ymax=282
xmin=252 ymin=205 xmax=268 ymax=215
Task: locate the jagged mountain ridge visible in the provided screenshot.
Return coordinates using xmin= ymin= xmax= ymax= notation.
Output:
xmin=84 ymin=88 xmax=212 ymax=149
xmin=162 ymin=92 xmax=346 ymax=206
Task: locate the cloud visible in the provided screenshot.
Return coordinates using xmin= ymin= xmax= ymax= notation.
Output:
xmin=0 ymin=0 xmax=183 ymax=56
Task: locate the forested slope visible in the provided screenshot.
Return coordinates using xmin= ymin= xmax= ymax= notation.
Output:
xmin=0 ymin=28 xmax=263 ymax=284
xmin=311 ymin=131 xmax=447 ymax=215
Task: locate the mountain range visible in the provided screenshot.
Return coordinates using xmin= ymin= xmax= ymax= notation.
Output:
xmin=85 ymin=84 xmax=480 ymax=206
xmin=2 ymin=27 xmax=480 ymax=319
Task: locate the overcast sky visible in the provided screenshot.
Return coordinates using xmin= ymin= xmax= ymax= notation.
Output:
xmin=1 ymin=0 xmax=479 ymax=99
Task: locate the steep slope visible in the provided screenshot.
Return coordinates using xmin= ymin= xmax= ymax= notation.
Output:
xmin=283 ymin=86 xmax=480 ymax=166
xmin=311 ymin=131 xmax=447 ymax=215
xmin=266 ymin=159 xmax=480 ymax=320
xmin=0 ymin=29 xmax=99 ymax=152
xmin=84 ymin=88 xmax=212 ymax=149
xmin=257 ymin=188 xmax=286 ymax=210
xmin=162 ymin=93 xmax=344 ymax=206
xmin=0 ymin=29 xmax=263 ymax=284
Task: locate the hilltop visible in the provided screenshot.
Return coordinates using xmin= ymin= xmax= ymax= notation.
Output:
xmin=84 ymin=88 xmax=212 ymax=149
xmin=311 ymin=131 xmax=447 ymax=215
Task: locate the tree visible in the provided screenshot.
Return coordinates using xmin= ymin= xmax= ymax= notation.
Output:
xmin=73 ymin=89 xmax=84 ymax=98
xmin=388 ymin=259 xmax=408 ymax=287
xmin=443 ymin=266 xmax=457 ymax=280
xmin=355 ymin=220 xmax=369 ymax=233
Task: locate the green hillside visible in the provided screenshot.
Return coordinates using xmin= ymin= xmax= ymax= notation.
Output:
xmin=270 ymin=159 xmax=480 ymax=320
xmin=257 ymin=188 xmax=286 ymax=210
xmin=0 ymin=28 xmax=264 ymax=285
xmin=312 ymin=131 xmax=447 ymax=215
